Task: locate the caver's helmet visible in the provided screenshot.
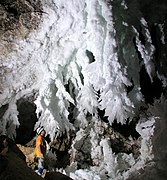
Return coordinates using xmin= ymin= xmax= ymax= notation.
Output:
xmin=36 ymin=126 xmax=45 ymax=135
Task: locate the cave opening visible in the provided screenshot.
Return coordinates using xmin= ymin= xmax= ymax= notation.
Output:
xmin=98 ymin=108 xmax=140 ymax=138
xmin=15 ymin=98 xmax=38 ymax=145
xmin=98 ymin=108 xmax=140 ymax=155
xmin=109 ymin=119 xmax=140 ymax=156
xmin=139 ymin=65 xmax=163 ymax=104
xmin=111 ymin=119 xmax=140 ymax=139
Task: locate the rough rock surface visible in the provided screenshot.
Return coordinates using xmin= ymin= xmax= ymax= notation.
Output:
xmin=0 ymin=135 xmax=73 ymax=180
xmin=0 ymin=135 xmax=43 ymax=180
xmin=0 ymin=0 xmax=42 ymax=41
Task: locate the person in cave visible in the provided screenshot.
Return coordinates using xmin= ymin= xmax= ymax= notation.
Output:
xmin=35 ymin=126 xmax=47 ymax=176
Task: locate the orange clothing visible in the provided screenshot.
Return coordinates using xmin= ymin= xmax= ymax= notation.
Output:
xmin=35 ymin=135 xmax=46 ymax=158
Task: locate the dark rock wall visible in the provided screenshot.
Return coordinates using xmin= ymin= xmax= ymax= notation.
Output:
xmin=112 ymin=0 xmax=167 ymax=105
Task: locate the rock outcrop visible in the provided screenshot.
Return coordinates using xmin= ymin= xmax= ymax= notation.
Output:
xmin=0 ymin=135 xmax=43 ymax=180
xmin=0 ymin=135 xmax=73 ymax=180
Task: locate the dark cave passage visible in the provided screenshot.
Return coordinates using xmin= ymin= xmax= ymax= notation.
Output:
xmin=15 ymin=98 xmax=38 ymax=145
xmin=139 ymin=65 xmax=163 ymax=104
xmin=112 ymin=119 xmax=140 ymax=139
xmin=98 ymin=109 xmax=140 ymax=138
